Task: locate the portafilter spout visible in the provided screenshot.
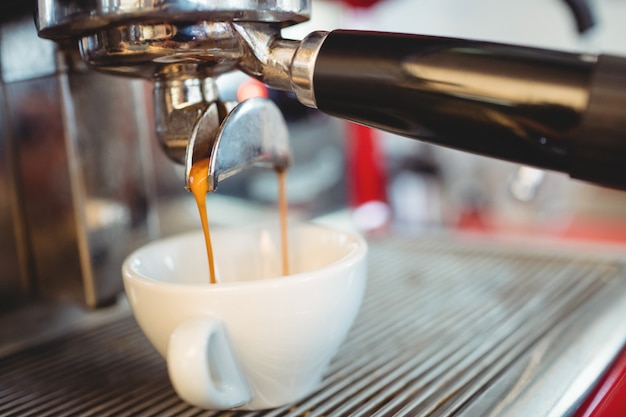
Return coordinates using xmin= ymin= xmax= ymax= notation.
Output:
xmin=184 ymin=97 xmax=291 ymax=192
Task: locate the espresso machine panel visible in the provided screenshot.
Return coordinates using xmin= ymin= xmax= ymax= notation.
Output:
xmin=0 ymin=79 xmax=25 ymax=310
xmin=0 ymin=14 xmax=157 ymax=310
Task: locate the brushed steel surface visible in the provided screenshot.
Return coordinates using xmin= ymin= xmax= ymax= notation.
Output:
xmin=1 ymin=235 xmax=625 ymax=416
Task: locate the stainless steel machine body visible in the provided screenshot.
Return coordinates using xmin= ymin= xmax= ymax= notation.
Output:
xmin=0 ymin=13 xmax=157 ymax=310
xmin=37 ymin=0 xmax=308 ymax=170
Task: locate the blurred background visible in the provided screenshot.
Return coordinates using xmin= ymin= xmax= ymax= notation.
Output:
xmin=154 ymin=0 xmax=626 ymax=244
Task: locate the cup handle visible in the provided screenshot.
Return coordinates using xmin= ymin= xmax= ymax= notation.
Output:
xmin=167 ymin=317 xmax=252 ymax=409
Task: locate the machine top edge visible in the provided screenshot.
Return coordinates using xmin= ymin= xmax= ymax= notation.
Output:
xmin=36 ymin=0 xmax=311 ymax=39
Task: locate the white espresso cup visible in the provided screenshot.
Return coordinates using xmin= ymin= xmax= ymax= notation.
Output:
xmin=122 ymin=222 xmax=368 ymax=410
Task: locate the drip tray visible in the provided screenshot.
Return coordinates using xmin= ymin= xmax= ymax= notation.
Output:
xmin=2 ymin=235 xmax=626 ymax=416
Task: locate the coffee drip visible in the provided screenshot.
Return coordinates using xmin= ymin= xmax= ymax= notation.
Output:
xmin=277 ymin=169 xmax=290 ymax=276
xmin=190 ymin=159 xmax=290 ymax=284
xmin=188 ymin=159 xmax=218 ymax=284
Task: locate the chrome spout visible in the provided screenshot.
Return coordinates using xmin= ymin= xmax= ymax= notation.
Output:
xmin=184 ymin=97 xmax=291 ymax=192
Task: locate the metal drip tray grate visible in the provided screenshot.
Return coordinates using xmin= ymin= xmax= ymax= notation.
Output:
xmin=2 ymin=236 xmax=626 ymax=416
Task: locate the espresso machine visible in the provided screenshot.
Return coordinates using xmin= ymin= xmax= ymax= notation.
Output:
xmin=34 ymin=0 xmax=626 ymax=191
xmin=2 ymin=1 xmax=626 ymax=415
xmin=4 ymin=0 xmax=619 ymax=307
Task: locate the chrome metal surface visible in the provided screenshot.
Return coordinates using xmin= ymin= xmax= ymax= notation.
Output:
xmin=1 ymin=12 xmax=161 ymax=310
xmin=184 ymin=97 xmax=291 ymax=191
xmin=2 ymin=235 xmax=625 ymax=415
xmin=290 ymin=31 xmax=328 ymax=108
xmin=78 ymin=20 xmax=305 ymax=88
xmin=64 ymin=18 xmax=303 ymax=188
xmin=1 ymin=15 xmax=59 ymax=309
xmin=154 ymin=76 xmax=221 ymax=164
xmin=0 ymin=68 xmax=26 ymax=310
xmin=80 ymin=21 xmax=245 ymax=79
xmin=232 ymin=23 xmax=298 ymax=92
xmin=37 ymin=0 xmax=311 ymax=39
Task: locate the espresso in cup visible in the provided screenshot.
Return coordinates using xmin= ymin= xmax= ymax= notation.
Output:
xmin=122 ymin=223 xmax=367 ymax=410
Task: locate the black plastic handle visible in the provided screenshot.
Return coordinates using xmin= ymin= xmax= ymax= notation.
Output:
xmin=312 ymin=30 xmax=626 ymax=189
xmin=569 ymin=55 xmax=626 ymax=189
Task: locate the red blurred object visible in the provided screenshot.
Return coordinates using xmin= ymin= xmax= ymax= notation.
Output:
xmin=346 ymin=122 xmax=387 ymax=208
xmin=456 ymin=206 xmax=491 ymax=232
xmin=338 ymin=0 xmax=384 ymax=8
xmin=237 ymin=78 xmax=268 ymax=101
xmin=573 ymin=346 xmax=626 ymax=417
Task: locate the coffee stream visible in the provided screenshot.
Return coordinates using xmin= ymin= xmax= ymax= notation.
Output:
xmin=188 ymin=159 xmax=217 ymax=284
xmin=277 ymin=169 xmax=290 ymax=276
xmin=189 ymin=159 xmax=290 ymax=283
